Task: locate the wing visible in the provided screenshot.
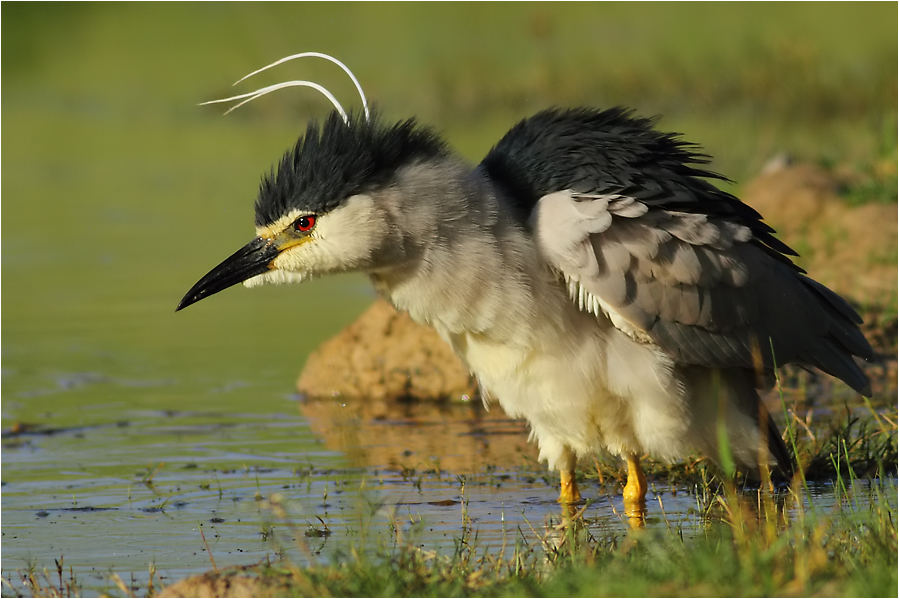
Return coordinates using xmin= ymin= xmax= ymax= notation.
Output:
xmin=479 ymin=107 xmax=872 ymax=395
xmin=530 ymin=190 xmax=874 ymax=395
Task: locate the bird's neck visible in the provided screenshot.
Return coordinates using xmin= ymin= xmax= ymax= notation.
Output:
xmin=368 ymin=160 xmax=549 ymax=341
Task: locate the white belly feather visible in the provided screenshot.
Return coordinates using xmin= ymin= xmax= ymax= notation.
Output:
xmin=378 ymin=253 xmax=694 ymax=472
xmin=444 ymin=303 xmax=692 ymax=471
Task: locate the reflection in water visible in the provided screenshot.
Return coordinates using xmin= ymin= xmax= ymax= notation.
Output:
xmin=297 ymin=397 xmax=536 ymax=474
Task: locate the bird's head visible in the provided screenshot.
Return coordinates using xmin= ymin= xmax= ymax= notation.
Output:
xmin=176 ymin=110 xmax=448 ymax=311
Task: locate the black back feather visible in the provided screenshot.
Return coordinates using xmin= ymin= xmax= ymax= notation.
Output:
xmin=480 ymin=107 xmax=799 ymax=266
xmin=255 ymin=110 xmax=448 ymax=226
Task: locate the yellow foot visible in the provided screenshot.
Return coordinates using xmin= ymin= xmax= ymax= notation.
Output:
xmin=558 ymin=469 xmax=581 ymax=504
xmin=623 ymin=454 xmax=647 ymax=527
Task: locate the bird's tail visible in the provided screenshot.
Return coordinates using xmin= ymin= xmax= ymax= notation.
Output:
xmin=684 ymin=366 xmax=795 ymax=483
xmin=759 ymin=401 xmax=794 ymax=483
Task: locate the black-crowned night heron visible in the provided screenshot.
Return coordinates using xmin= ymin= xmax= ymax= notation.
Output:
xmin=178 ymin=54 xmax=873 ymax=511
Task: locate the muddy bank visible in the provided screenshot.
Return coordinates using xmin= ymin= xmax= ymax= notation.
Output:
xmin=297 ymin=299 xmax=478 ymax=403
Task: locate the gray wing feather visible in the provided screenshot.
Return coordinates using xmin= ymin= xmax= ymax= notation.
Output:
xmin=532 ymin=190 xmax=874 ymax=395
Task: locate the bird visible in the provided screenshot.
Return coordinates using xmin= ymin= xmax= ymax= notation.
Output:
xmin=178 ymin=54 xmax=873 ymax=512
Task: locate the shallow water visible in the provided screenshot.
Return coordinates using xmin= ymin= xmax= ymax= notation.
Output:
xmin=0 ymin=394 xmax=562 ymax=591
xmin=4 ymin=392 xmax=896 ymax=596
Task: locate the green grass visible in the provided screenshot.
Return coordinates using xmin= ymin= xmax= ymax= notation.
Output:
xmin=288 ymin=488 xmax=896 ymax=598
xmin=8 ymin=486 xmax=897 ymax=597
xmin=212 ymin=501 xmax=895 ymax=597
xmin=50 ymin=476 xmax=899 ymax=597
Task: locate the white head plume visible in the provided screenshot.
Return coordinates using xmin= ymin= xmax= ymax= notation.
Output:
xmin=200 ymin=52 xmax=370 ymax=124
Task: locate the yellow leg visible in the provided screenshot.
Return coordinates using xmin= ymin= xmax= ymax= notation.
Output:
xmin=558 ymin=447 xmax=581 ymax=504
xmin=559 ymin=469 xmax=581 ymax=504
xmin=623 ymin=453 xmax=647 ymax=525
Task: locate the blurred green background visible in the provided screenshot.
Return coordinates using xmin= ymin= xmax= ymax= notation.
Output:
xmin=3 ymin=2 xmax=897 ymax=419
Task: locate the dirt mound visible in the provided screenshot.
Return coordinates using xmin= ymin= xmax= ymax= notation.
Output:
xmin=743 ymin=161 xmax=897 ymax=307
xmin=157 ymin=570 xmax=288 ymax=598
xmin=296 ymin=298 xmax=477 ymax=403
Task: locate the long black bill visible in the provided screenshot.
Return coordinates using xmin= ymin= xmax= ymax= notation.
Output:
xmin=176 ymin=237 xmax=279 ymax=311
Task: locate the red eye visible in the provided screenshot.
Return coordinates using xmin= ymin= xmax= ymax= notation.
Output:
xmin=294 ymin=215 xmax=316 ymax=233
